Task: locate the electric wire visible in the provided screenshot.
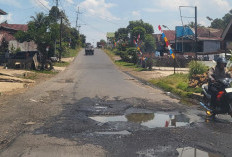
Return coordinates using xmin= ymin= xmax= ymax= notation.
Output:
xmin=36 ymin=0 xmax=50 ymax=11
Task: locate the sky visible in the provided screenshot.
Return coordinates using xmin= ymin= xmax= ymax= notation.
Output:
xmin=0 ymin=0 xmax=231 ymax=45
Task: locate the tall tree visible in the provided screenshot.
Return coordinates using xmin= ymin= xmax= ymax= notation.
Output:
xmin=210 ymin=9 xmax=232 ymax=29
xmin=144 ymin=34 xmax=156 ymax=53
xmin=115 ymin=28 xmax=128 ymax=41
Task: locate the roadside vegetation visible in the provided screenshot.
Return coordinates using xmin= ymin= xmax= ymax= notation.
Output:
xmin=14 ymin=6 xmax=85 ymax=70
xmin=101 ymin=20 xmax=156 ymax=71
xmin=53 ymin=61 xmax=70 ymax=67
xmin=150 ymin=61 xmax=208 ymax=98
xmin=104 ymin=49 xmax=145 ymax=71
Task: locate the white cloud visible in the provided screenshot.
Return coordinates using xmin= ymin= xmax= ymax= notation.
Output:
xmin=0 ymin=0 xmax=22 ymax=8
xmin=65 ymin=0 xmax=74 ymax=4
xmin=132 ymin=11 xmax=141 ymax=17
xmin=0 ymin=13 xmax=12 ymax=23
xmin=143 ymin=8 xmax=162 ymax=13
xmin=79 ymin=0 xmax=119 ymax=20
xmin=211 ymin=0 xmax=231 ymax=12
xmin=158 ymin=0 xmax=190 ymax=11
xmin=156 ymin=0 xmax=231 ymax=13
xmin=31 ymin=0 xmax=50 ymax=10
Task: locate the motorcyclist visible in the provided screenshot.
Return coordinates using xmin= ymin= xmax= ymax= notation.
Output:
xmin=208 ymin=57 xmax=231 ymax=109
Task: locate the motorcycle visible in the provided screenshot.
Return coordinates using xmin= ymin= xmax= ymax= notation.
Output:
xmin=200 ymin=78 xmax=232 ymax=118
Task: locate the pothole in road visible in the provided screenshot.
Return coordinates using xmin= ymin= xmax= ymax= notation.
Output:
xmin=95 ymin=130 xmax=131 ymax=135
xmin=89 ymin=112 xmax=191 ymax=128
xmin=137 ymin=146 xmax=223 ymax=157
xmin=176 ymin=147 xmax=223 ymax=157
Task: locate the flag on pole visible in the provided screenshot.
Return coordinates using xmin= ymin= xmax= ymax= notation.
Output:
xmin=158 ymin=25 xmax=175 ymax=59
xmin=137 ymin=34 xmax=140 ymax=42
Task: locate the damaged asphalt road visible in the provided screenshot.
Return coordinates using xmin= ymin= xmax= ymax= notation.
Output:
xmin=0 ymin=49 xmax=232 ymax=157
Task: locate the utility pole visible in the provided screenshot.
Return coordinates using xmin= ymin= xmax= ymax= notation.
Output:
xmin=54 ymin=0 xmax=59 ymax=58
xmin=56 ymin=0 xmax=58 ymax=7
xmin=76 ymin=6 xmax=82 ymax=32
xmin=195 ymin=6 xmax=198 ymax=60
xmin=59 ymin=16 xmax=63 ymax=62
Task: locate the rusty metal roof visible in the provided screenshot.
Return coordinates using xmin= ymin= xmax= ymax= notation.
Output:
xmin=0 ymin=9 xmax=7 ymax=15
xmin=0 ymin=23 xmax=28 ymax=31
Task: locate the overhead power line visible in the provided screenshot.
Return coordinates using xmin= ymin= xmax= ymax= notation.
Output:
xmin=36 ymin=0 xmax=50 ymax=11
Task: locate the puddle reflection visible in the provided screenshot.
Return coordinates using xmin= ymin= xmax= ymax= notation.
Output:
xmin=177 ymin=147 xmax=223 ymax=157
xmin=90 ymin=112 xmax=190 ymax=128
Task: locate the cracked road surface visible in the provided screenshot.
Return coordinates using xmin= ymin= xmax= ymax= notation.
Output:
xmin=0 ymin=49 xmax=232 ymax=157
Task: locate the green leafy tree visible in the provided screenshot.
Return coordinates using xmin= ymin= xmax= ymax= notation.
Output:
xmin=127 ymin=19 xmax=154 ymax=34
xmin=70 ymin=28 xmax=80 ymax=49
xmin=80 ymin=34 xmax=86 ymax=47
xmin=132 ymin=26 xmax=146 ymax=41
xmin=49 ymin=6 xmax=60 ymax=23
xmin=127 ymin=47 xmax=138 ymax=64
xmin=115 ymin=28 xmax=128 ymax=41
xmin=127 ymin=20 xmax=154 ymax=46
xmin=210 ymin=9 xmax=232 ymax=29
xmin=210 ymin=18 xmax=224 ymax=29
xmin=100 ymin=39 xmax=106 ymax=46
xmin=144 ymin=34 xmax=156 ymax=53
xmin=15 ymin=12 xmax=59 ymax=59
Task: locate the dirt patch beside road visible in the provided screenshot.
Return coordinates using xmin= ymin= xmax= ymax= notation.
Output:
xmin=0 ymin=57 xmax=75 ymax=96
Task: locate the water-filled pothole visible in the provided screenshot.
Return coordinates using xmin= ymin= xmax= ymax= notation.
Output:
xmin=95 ymin=130 xmax=131 ymax=135
xmin=177 ymin=147 xmax=223 ymax=157
xmin=89 ymin=112 xmax=190 ymax=128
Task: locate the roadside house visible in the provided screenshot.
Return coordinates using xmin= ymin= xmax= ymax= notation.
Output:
xmin=0 ymin=23 xmax=37 ymax=52
xmin=175 ymin=26 xmax=222 ymax=54
xmin=0 ymin=9 xmax=7 ymax=15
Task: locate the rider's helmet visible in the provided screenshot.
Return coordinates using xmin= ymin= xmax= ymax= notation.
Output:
xmin=216 ymin=57 xmax=227 ymax=65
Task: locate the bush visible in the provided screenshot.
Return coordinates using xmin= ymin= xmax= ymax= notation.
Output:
xmin=120 ymin=51 xmax=130 ymax=62
xmin=146 ymin=57 xmax=154 ymax=70
xmin=112 ymin=49 xmax=121 ymax=56
xmin=127 ymin=47 xmax=138 ymax=64
xmin=176 ymin=82 xmax=188 ymax=91
xmin=154 ymin=56 xmax=191 ymax=68
xmin=188 ymin=61 xmax=208 ymax=79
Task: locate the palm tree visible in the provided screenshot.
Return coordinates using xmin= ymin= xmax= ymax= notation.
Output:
xmin=30 ymin=12 xmax=49 ymax=28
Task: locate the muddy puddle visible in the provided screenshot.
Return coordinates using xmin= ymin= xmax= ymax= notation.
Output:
xmin=89 ymin=112 xmax=191 ymax=128
xmin=177 ymin=147 xmax=223 ymax=157
xmin=95 ymin=130 xmax=131 ymax=135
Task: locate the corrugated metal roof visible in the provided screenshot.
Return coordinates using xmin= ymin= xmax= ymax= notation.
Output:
xmin=163 ymin=30 xmax=175 ymax=41
xmin=0 ymin=9 xmax=7 ymax=15
xmin=0 ymin=24 xmax=28 ymax=31
xmin=197 ymin=27 xmax=222 ymax=39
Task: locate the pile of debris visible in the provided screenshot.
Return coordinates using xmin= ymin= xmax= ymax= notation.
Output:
xmin=189 ymin=72 xmax=208 ymax=88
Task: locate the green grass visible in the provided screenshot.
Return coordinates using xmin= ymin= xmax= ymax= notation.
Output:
xmin=149 ymin=73 xmax=202 ymax=98
xmin=104 ymin=49 xmax=146 ymax=71
xmin=33 ymin=70 xmax=58 ymax=75
xmin=62 ymin=47 xmax=81 ymax=58
xmin=53 ymin=61 xmax=70 ymax=67
xmin=115 ymin=60 xmax=145 ymax=71
xmin=21 ymin=73 xmax=38 ymax=80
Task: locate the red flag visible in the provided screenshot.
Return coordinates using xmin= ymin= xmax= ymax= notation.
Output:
xmin=137 ymin=34 xmax=140 ymax=42
xmin=158 ymin=25 xmax=162 ymax=31
xmin=133 ymin=40 xmax=137 ymax=46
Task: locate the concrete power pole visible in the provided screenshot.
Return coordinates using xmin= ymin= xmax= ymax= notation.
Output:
xmin=56 ymin=0 xmax=58 ymax=7
xmin=76 ymin=7 xmax=82 ymax=32
xmin=195 ymin=6 xmax=198 ymax=60
xmin=59 ymin=16 xmax=63 ymax=62
xmin=54 ymin=0 xmax=59 ymax=57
